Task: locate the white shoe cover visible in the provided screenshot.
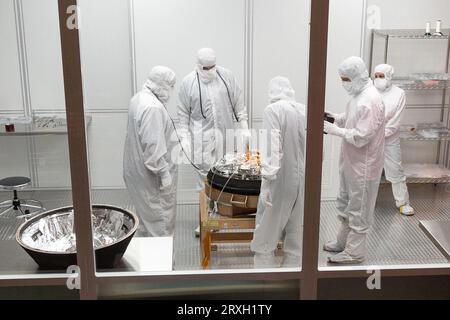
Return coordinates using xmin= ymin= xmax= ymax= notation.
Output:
xmin=399 ymin=205 xmax=415 ymax=216
xmin=327 ymin=251 xmax=365 ymax=264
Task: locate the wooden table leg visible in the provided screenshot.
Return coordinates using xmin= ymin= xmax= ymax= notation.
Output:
xmin=201 ymin=229 xmax=212 ymax=269
xmin=199 ymin=191 xmax=212 ymax=268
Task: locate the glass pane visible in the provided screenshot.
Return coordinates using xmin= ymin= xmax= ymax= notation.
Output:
xmin=78 ymin=0 xmax=310 ymax=275
xmin=0 ymin=0 xmax=79 ymax=287
xmin=320 ymin=0 xmax=450 ymax=269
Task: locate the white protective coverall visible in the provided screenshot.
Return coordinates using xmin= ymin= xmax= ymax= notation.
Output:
xmin=374 ymin=64 xmax=414 ymax=215
xmin=323 ymin=57 xmax=385 ymax=264
xmin=123 ymin=66 xmax=178 ymax=237
xmin=178 ymin=48 xmax=249 ymax=190
xmin=251 ymin=77 xmax=306 ymax=268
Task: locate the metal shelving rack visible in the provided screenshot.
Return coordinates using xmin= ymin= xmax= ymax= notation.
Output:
xmin=370 ymin=28 xmax=450 ymax=184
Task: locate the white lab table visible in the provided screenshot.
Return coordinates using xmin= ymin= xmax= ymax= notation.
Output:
xmin=0 ymin=236 xmax=173 ymax=275
xmin=111 ymin=237 xmax=174 ymax=272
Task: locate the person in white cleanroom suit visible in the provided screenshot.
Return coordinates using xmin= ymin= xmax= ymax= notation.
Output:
xmin=323 ymin=57 xmax=385 ymax=264
xmin=251 ymin=77 xmax=306 ymax=268
xmin=123 ymin=66 xmax=178 ymax=237
xmin=178 ymin=48 xmax=250 ymax=236
xmin=178 ymin=48 xmax=250 ymax=190
xmin=374 ymin=64 xmax=414 ymax=216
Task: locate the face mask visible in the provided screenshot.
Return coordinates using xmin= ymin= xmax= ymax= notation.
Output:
xmin=374 ymin=78 xmax=389 ymax=92
xmin=342 ymin=81 xmax=355 ymax=96
xmin=155 ymin=84 xmax=175 ymax=104
xmin=157 ymin=89 xmax=170 ymax=104
xmin=198 ymin=65 xmax=217 ymax=83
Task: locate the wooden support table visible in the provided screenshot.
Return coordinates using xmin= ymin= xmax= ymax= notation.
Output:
xmin=199 ymin=191 xmax=256 ymax=268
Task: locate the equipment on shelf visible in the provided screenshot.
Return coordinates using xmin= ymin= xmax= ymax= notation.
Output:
xmin=424 ymin=20 xmax=445 ymax=37
xmin=373 ymin=28 xmax=450 ymax=39
xmin=404 ymin=163 xmax=450 ymax=181
xmin=425 ymin=22 xmax=432 ymax=37
xmin=0 ymin=115 xmax=92 ymax=136
xmin=0 ymin=116 xmax=32 ymax=133
xmin=34 ymin=116 xmax=67 ymax=129
xmin=433 ymin=20 xmax=444 ymax=37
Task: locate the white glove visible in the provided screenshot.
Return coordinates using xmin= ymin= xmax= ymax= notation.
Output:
xmin=242 ymin=129 xmax=252 ymax=139
xmin=238 ymin=120 xmax=249 ymax=131
xmin=260 ymin=178 xmax=274 ymax=207
xmin=262 ymin=189 xmax=273 ymax=208
xmin=160 ymin=171 xmax=172 ymax=192
xmin=262 ymin=172 xmax=277 ymax=181
xmin=324 ymin=121 xmax=345 ymax=137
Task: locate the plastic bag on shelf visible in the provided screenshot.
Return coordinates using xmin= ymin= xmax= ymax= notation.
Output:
xmin=33 ymin=116 xmax=67 ymax=129
xmin=403 ymin=163 xmax=450 ymax=179
xmin=418 ymin=130 xmax=440 ymax=139
xmin=0 ymin=115 xmax=32 ymax=125
xmin=410 ymin=73 xmax=449 ymax=81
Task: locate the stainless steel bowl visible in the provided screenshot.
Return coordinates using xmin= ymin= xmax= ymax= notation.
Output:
xmin=16 ymin=205 xmax=139 ymax=270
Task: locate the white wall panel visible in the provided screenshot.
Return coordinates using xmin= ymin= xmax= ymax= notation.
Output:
xmin=322 ymin=0 xmax=365 ymax=199
xmin=0 ymin=0 xmax=24 ymax=112
xmin=0 ymin=136 xmax=30 ymax=180
xmin=252 ymin=0 xmax=310 ymax=119
xmin=133 ymin=0 xmax=246 ymax=202
xmin=133 ymin=0 xmax=246 ymax=118
xmin=34 ymin=135 xmax=71 ymax=188
xmin=365 ymin=0 xmax=450 ymax=53
xmin=87 ymin=113 xmax=128 ymax=189
xmin=22 ymin=0 xmax=65 ymax=111
xmin=78 ymin=0 xmax=132 ymax=110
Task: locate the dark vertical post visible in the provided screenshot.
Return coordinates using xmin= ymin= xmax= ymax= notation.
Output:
xmin=301 ymin=0 xmax=330 ymax=300
xmin=57 ymin=0 xmax=97 ymax=300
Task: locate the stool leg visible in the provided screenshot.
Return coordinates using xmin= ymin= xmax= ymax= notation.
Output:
xmin=15 ymin=206 xmax=33 ymax=220
xmin=0 ymin=200 xmax=13 ymax=208
xmin=22 ymin=204 xmax=45 ymax=210
xmin=21 ymin=199 xmax=45 ymax=209
xmin=0 ymin=206 xmax=14 ymax=218
xmin=18 ymin=206 xmax=25 ymax=215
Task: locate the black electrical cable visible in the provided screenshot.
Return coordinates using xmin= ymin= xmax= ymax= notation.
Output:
xmin=196 ymin=71 xmax=207 ymax=119
xmin=153 ymin=93 xmax=206 ymax=174
xmin=216 ymin=69 xmax=239 ymax=122
xmin=168 ymin=113 xmax=205 ymax=173
xmin=196 ymin=69 xmax=240 ymax=122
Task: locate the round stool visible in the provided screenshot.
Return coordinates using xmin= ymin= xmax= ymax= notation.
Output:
xmin=0 ymin=176 xmax=45 ymax=218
